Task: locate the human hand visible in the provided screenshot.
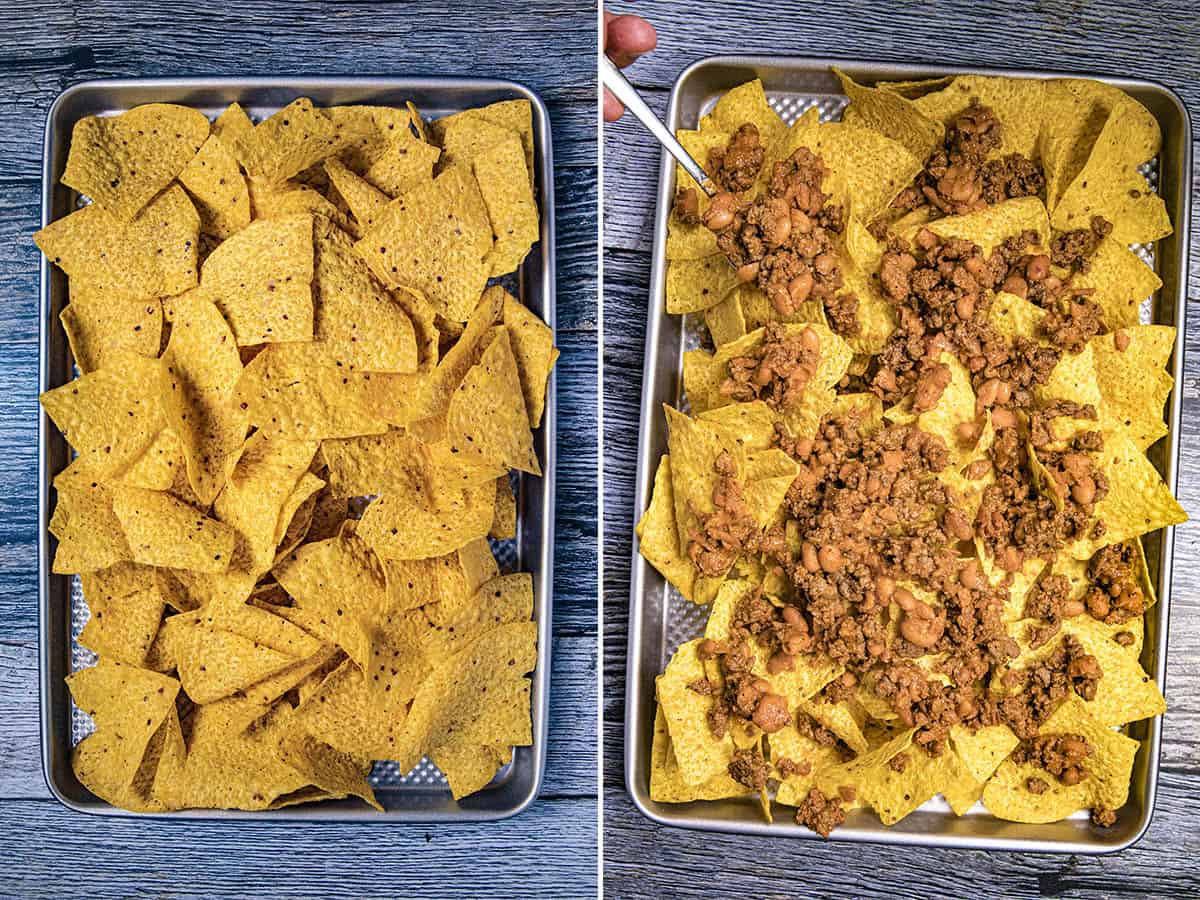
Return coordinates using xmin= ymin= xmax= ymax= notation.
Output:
xmin=603 ymin=12 xmax=657 ymax=122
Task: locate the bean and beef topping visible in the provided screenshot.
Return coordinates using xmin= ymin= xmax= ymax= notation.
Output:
xmin=891 ymin=100 xmax=1044 ymax=218
xmin=1012 ymin=733 xmax=1093 ymax=787
xmin=994 ymin=634 xmax=1102 ymax=740
xmin=1084 ymin=542 xmax=1147 ymax=625
xmin=721 ymin=323 xmax=821 ymax=410
xmin=672 ymin=186 xmax=701 ymax=225
xmin=708 ymin=123 xmax=765 ymax=193
xmin=1050 ymin=216 xmax=1113 ymax=275
xmin=702 ymin=145 xmax=858 ymax=325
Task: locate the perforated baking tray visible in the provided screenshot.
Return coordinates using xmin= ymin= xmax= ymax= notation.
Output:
xmin=39 ymin=77 xmax=556 ymax=821
xmin=624 ymin=56 xmax=1190 ymax=852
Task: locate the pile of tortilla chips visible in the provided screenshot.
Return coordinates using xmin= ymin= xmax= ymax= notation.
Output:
xmin=39 ymin=96 xmax=554 ymax=812
xmin=643 ymin=76 xmax=1184 ymax=832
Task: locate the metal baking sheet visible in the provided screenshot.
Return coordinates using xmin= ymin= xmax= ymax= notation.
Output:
xmin=625 ymin=55 xmax=1190 ymax=852
xmin=38 ymin=77 xmax=556 ymax=821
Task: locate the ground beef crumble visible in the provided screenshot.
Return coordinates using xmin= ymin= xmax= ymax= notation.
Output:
xmin=686 ymin=451 xmax=763 ymax=578
xmin=795 ymin=787 xmax=846 ymax=838
xmin=708 ymin=123 xmax=765 ymax=193
xmin=728 ymin=746 xmax=771 ymax=791
xmin=721 ymin=322 xmax=821 ymax=411
xmin=1085 ymin=542 xmax=1147 ymax=625
xmin=1013 ymin=732 xmax=1093 ymax=786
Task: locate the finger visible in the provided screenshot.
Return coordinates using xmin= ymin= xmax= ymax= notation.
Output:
xmin=603 ymin=89 xmax=625 ymax=122
xmin=605 ymin=14 xmax=657 ymax=68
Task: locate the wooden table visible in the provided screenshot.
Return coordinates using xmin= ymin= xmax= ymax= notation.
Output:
xmin=602 ymin=2 xmax=1200 ymax=896
xmin=0 ymin=2 xmax=597 ymax=897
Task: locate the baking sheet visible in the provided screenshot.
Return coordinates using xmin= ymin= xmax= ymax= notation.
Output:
xmin=625 ymin=56 xmax=1190 ymax=852
xmin=38 ymin=77 xmax=556 ymax=821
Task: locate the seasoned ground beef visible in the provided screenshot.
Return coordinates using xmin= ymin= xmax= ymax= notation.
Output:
xmin=889 ymin=752 xmax=910 ymax=773
xmin=981 ymin=153 xmax=1046 ymax=205
xmin=721 ymin=322 xmax=821 ymax=411
xmin=776 ymin=756 xmax=810 ymax=779
xmin=1027 ymin=776 xmax=1049 ymax=794
xmin=1041 ymin=295 xmax=1108 ymax=353
xmin=708 ymin=123 xmax=765 ymax=193
xmin=728 ymin=746 xmax=770 ymax=791
xmin=1091 ymin=806 xmax=1118 ymax=828
xmin=795 ymin=787 xmax=846 ymax=838
xmin=824 ymin=291 xmax=861 ymax=337
xmin=1051 ymin=216 xmax=1113 ymax=275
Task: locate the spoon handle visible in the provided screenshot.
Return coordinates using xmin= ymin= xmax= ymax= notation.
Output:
xmin=601 ymin=55 xmax=713 ymax=197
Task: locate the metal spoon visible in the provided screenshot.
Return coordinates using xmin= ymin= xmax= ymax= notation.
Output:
xmin=601 ymin=55 xmax=714 ymax=197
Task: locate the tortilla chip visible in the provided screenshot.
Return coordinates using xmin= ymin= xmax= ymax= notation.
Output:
xmin=355 ymin=166 xmax=493 ymax=323
xmin=636 ymin=455 xmax=697 ymax=601
xmin=325 ymin=156 xmax=391 ymax=231
xmin=665 ymin=255 xmax=740 ymax=315
xmin=111 ymin=486 xmax=236 ymax=573
xmin=471 ymin=131 xmax=539 ymax=276
xmin=836 ymin=68 xmax=944 ymax=161
xmin=67 ymin=661 xmax=180 ymax=808
xmin=200 ymin=213 xmax=314 ymax=345
xmin=178 ymin=134 xmax=251 ymax=239
xmin=79 ymin=563 xmax=167 ymax=666
xmin=357 ymin=478 xmax=494 ymax=561
xmin=1070 ymin=236 xmax=1162 ymax=330
xmin=362 ymin=130 xmax=440 ymax=198
xmin=278 ymin=728 xmax=381 ymax=810
xmin=913 ymin=75 xmax=1045 ymax=160
xmin=63 ymin=104 xmax=210 ymax=220
xmin=250 ymin=98 xmax=345 ymax=183
xmin=651 ymin=705 xmax=752 ymax=802
xmin=35 ymin=185 xmax=200 ymax=300
xmin=656 ymin=640 xmax=736 ymax=786
xmin=700 ymin=79 xmax=785 ymax=151
xmin=1090 ymin=325 xmax=1174 ymax=450
xmin=433 ymin=100 xmax=535 ymax=179
xmin=490 ymin=476 xmax=517 ymax=540
xmin=445 ymin=326 xmax=539 ymax=474
xmin=927 ymin=196 xmax=1050 ymax=254
xmin=41 ymin=353 xmax=165 ymax=480
xmin=60 ymin=287 xmax=162 ymax=375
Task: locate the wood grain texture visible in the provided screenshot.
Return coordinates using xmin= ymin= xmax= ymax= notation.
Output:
xmin=602 ymin=1 xmax=1200 ymax=895
xmin=0 ymin=1 xmax=599 ymax=897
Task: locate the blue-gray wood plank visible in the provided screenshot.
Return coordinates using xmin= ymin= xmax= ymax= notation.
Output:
xmin=602 ymin=2 xmax=1200 ymax=896
xmin=0 ymin=2 xmax=598 ymax=898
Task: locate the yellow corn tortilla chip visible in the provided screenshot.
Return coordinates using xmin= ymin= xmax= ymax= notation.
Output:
xmin=490 ymin=476 xmax=517 ymax=540
xmin=665 ymin=255 xmax=740 ymax=315
xmin=213 ymin=432 xmax=318 ymax=577
xmin=1069 ymin=426 xmax=1185 ymax=559
xmin=927 ymin=196 xmax=1050 ymax=255
xmin=319 ymin=429 xmax=435 ymax=500
xmin=806 ymin=121 xmax=923 ymax=222
xmin=325 ymin=156 xmax=391 ymax=232
xmin=656 ymin=640 xmax=736 ymax=786
xmin=665 ymin=405 xmax=748 ymax=557
xmin=278 ymin=728 xmax=381 ymax=811
xmin=651 ymin=705 xmax=752 ymax=802
xmin=391 ymin=620 xmax=535 ymax=773
xmin=178 ymin=133 xmax=251 ymax=239
xmin=111 ymin=486 xmax=236 ymax=573
xmin=666 ymin=217 xmax=720 ymax=260
xmin=1070 ymin=236 xmax=1162 ymax=330
xmin=60 ymin=287 xmax=162 ymax=375
xmin=700 ymin=79 xmax=785 ymax=151
xmin=770 ymin=722 xmax=846 ymax=808
xmin=173 ymin=621 xmax=299 ymax=704
xmin=35 ymin=185 xmax=200 ymax=300
xmin=234 ymin=343 xmax=400 ymax=439
xmin=159 ymin=291 xmax=247 ymax=506
xmin=704 ymin=290 xmax=747 ymax=347
xmin=310 ymin=218 xmax=419 ymax=373
xmin=499 ymin=292 xmax=554 ymax=427
xmin=432 ymin=740 xmax=510 ymax=801
xmin=983 ymin=694 xmax=1139 ymax=823
xmin=394 ymin=539 xmax=498 ymax=622
xmin=200 ymin=213 xmax=314 ymax=345
xmin=636 ymin=456 xmax=698 ymax=602
xmin=950 ymin=724 xmax=1019 ymax=784
xmin=362 ymin=130 xmax=440 ymax=198
xmin=63 ymin=103 xmax=210 ymax=220
xmin=912 ymin=75 xmax=1045 ymax=161
xmin=1051 ymin=103 xmax=1170 ymax=244
xmin=249 ymin=98 xmax=345 ymax=183
xmin=49 ymin=481 xmax=130 ymax=574
xmin=433 ymin=100 xmax=535 ymax=180
xmin=41 ymin=352 xmax=165 ymax=480
xmin=1090 ymin=325 xmax=1174 ymax=450
xmin=79 ymin=563 xmax=167 ymax=666
xmin=474 ymin=131 xmax=539 ymax=277
xmin=357 ymin=478 xmax=494 ymax=561
xmin=67 ymin=661 xmax=180 ymax=808
xmin=355 ymin=166 xmax=493 ymax=323
xmin=211 ymin=102 xmax=260 ymax=172
xmin=683 ymin=323 xmax=852 ymax=419
xmin=1058 ymin=616 xmax=1166 ymax=726
xmin=836 ymin=68 xmax=945 ymax=161
xmin=324 ymin=104 xmax=421 ymax=172
xmin=446 ymin=326 xmax=540 ymax=475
